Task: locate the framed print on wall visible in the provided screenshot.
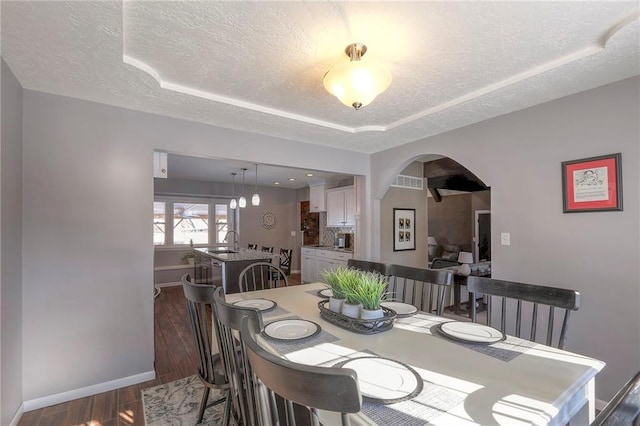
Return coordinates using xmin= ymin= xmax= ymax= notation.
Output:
xmin=562 ymin=153 xmax=622 ymax=213
xmin=393 ymin=208 xmax=416 ymax=251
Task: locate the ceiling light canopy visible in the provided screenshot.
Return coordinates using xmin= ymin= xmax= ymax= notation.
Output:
xmin=323 ymin=43 xmax=392 ymax=110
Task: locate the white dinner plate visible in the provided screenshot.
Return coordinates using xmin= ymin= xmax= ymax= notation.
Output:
xmin=264 ymin=319 xmax=320 ymax=340
xmin=437 ymin=321 xmax=505 ymax=344
xmin=380 ymin=301 xmax=418 ymax=317
xmin=340 ymin=357 xmax=420 ymax=401
xmin=233 ymin=298 xmax=276 ymax=312
xmin=318 ymin=288 xmax=333 ymax=298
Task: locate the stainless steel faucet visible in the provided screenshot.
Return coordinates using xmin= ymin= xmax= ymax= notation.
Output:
xmin=223 ymin=230 xmax=240 ymax=252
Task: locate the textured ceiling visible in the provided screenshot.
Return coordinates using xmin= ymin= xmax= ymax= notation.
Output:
xmin=2 ymin=1 xmax=639 ymax=153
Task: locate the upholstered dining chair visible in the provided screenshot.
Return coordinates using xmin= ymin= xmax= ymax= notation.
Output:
xmin=212 ymin=287 xmax=263 ymax=426
xmin=347 ymin=259 xmax=391 ymax=276
xmin=238 ymin=261 xmax=289 ymax=293
xmin=240 ymin=316 xmax=362 ymax=426
xmin=465 ymin=276 xmax=580 ymax=349
xmin=387 ymin=264 xmax=453 ymax=316
xmin=248 ymin=243 xmax=258 ymax=250
xmin=180 ymin=274 xmax=231 ymax=425
xmin=278 ymin=248 xmax=293 ymax=276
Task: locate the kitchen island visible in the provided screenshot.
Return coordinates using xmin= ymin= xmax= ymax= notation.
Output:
xmin=194 ymin=248 xmax=275 ymax=294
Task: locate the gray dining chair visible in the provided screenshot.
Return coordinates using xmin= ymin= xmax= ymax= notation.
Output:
xmin=240 ymin=316 xmax=362 ymax=426
xmin=347 ymin=259 xmax=391 ymax=276
xmin=387 ymin=264 xmax=453 ymax=316
xmin=212 ymin=287 xmax=263 ymax=426
xmin=181 ymin=274 xmax=231 ymax=425
xmin=466 ymin=276 xmax=580 ymax=349
xmin=238 ymin=261 xmax=289 ymax=293
xmin=591 ymin=370 xmax=640 ymax=425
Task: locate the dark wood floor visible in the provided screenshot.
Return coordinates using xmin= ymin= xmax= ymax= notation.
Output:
xmin=18 ymin=274 xmax=302 ymax=426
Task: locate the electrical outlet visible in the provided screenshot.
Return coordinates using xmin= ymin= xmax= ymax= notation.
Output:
xmin=500 ymin=232 xmax=510 ymax=246
xmin=290 ymin=231 xmax=296 ymax=237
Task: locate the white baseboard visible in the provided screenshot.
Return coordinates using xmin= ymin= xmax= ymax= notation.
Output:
xmin=23 ymin=370 xmax=155 ymax=412
xmin=155 ymin=281 xmax=182 ymax=288
xmin=9 ymin=403 xmax=24 ymax=426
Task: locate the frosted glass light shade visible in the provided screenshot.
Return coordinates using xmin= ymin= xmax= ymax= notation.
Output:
xmin=238 ymin=196 xmax=247 ymax=208
xmin=427 ymin=236 xmax=437 ymax=246
xmin=458 ymin=252 xmax=474 ymax=264
xmin=252 ymin=193 xmax=260 ymax=206
xmin=323 ymin=60 xmax=391 ymax=109
xmin=229 ymin=198 xmax=237 ymax=209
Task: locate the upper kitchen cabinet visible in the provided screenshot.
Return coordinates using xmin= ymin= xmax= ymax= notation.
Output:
xmin=326 ymin=186 xmax=355 ymax=227
xmin=309 ymin=184 xmax=326 ymax=212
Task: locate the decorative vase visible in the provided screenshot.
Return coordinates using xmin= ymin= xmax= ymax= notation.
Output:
xmin=329 ymin=297 xmax=345 ymax=313
xmin=187 ymin=257 xmax=195 ymax=266
xmin=360 ymin=307 xmax=384 ymax=328
xmin=341 ymin=302 xmax=362 ymax=319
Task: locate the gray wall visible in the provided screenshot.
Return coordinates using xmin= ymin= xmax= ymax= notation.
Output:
xmin=370 ymin=76 xmax=640 ymax=400
xmin=380 ymin=162 xmax=428 ymax=267
xmin=20 ymin=90 xmax=368 ymax=403
xmin=1 ymin=60 xmax=23 ymax=425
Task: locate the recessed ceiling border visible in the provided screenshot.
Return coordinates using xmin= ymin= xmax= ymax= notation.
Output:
xmin=122 ymin=10 xmax=638 ymax=135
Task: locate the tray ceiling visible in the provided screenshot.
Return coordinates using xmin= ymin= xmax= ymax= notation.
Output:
xmin=2 ymin=1 xmax=639 ymax=153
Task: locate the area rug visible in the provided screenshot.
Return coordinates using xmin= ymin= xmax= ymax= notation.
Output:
xmin=142 ymin=375 xmax=236 ymax=425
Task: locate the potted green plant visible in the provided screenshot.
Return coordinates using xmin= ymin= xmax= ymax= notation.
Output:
xmin=182 ymin=251 xmax=196 ymax=266
xmin=322 ymin=268 xmax=347 ymax=313
xmin=337 ymin=267 xmax=365 ymax=319
xmin=351 ymin=272 xmax=388 ymax=322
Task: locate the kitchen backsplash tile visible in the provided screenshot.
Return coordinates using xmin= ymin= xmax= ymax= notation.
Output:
xmin=319 ymin=212 xmax=354 ymax=246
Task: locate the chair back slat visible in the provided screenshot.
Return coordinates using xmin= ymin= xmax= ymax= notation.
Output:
xmin=239 ymin=262 xmax=289 ymax=293
xmin=466 ymin=276 xmax=579 ymax=349
xmin=181 ymin=274 xmax=231 ymax=424
xmin=388 ymin=264 xmax=452 ymax=316
xmin=240 ymin=317 xmax=361 ymax=424
xmin=213 ymin=287 xmax=263 ymax=426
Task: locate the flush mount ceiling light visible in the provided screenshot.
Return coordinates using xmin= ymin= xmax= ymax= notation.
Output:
xmin=323 ymin=43 xmax=392 ymax=110
xmin=229 ymin=172 xmax=238 ymax=209
xmin=252 ymin=164 xmax=260 ymax=206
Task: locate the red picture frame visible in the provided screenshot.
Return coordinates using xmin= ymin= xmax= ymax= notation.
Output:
xmin=562 ymin=153 xmax=622 ymax=213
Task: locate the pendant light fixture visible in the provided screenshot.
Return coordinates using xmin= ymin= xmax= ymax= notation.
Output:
xmin=252 ymin=164 xmax=261 ymax=206
xmin=229 ymin=172 xmax=238 ymax=209
xmin=323 ymin=43 xmax=392 ymax=110
xmin=238 ymin=168 xmax=247 ymax=208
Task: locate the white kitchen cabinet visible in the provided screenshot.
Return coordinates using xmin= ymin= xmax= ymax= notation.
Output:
xmin=301 ymin=247 xmax=353 ymax=283
xmin=326 ymin=186 xmax=355 ymax=227
xmin=309 ymin=184 xmax=326 ymax=212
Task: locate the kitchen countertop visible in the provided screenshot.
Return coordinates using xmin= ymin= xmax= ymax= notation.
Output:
xmin=302 ymin=245 xmax=354 ymax=254
xmin=194 ymin=247 xmax=275 ymax=262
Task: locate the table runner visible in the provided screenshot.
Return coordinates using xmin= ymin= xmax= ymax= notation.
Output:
xmin=396 ymin=314 xmax=535 ymax=362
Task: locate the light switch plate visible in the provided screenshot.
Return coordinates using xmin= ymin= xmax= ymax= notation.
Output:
xmin=500 ymin=232 xmax=510 ymax=246
xmin=290 ymin=231 xmax=296 ymax=237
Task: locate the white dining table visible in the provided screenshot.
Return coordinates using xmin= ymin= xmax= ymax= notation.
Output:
xmin=227 ymin=282 xmax=605 ymax=426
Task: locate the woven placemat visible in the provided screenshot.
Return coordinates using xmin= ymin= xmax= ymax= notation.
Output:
xmin=263 ymin=316 xmax=339 ymax=355
xmin=395 ymin=314 xmax=534 ymax=362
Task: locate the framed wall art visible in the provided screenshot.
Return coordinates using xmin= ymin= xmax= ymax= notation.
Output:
xmin=393 ymin=208 xmax=416 ymax=251
xmin=562 ymin=153 xmax=622 ymax=213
